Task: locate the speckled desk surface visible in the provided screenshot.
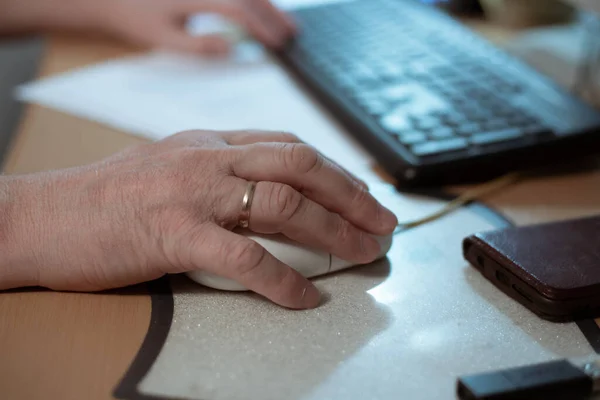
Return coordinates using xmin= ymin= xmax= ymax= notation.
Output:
xmin=1 ymin=21 xmax=600 ymax=400
xmin=135 ymin=183 xmax=600 ymax=400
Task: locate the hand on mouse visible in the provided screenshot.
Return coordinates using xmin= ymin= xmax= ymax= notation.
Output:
xmin=0 ymin=0 xmax=295 ymax=54
xmin=0 ymin=130 xmax=397 ymax=309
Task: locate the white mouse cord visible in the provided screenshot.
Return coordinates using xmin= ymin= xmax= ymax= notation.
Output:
xmin=395 ymin=172 xmax=520 ymax=233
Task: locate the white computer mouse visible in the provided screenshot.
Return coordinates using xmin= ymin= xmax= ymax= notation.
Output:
xmin=186 ymin=231 xmax=393 ymax=291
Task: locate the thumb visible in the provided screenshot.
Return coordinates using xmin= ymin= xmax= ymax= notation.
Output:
xmin=180 ymin=224 xmax=321 ymax=309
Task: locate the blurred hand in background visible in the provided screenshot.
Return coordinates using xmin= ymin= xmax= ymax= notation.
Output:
xmin=0 ymin=0 xmax=296 ymax=55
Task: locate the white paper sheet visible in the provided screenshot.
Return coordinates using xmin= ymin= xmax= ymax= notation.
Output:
xmin=19 ymin=44 xmax=379 ymax=172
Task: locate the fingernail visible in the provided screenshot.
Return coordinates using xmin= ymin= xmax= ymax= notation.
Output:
xmin=301 ymin=284 xmax=321 ymax=308
xmin=361 ymin=233 xmax=381 ymax=261
xmin=378 ymin=205 xmax=398 ymax=231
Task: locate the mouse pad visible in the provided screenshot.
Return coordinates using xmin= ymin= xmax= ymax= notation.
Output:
xmin=115 ymin=183 xmax=598 ymax=400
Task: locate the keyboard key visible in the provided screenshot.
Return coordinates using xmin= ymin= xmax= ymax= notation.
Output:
xmin=493 ymin=108 xmax=519 ymax=119
xmin=443 ymin=114 xmax=468 ymax=126
xmin=415 ymin=117 xmax=439 ymax=130
xmin=482 ymin=119 xmax=509 ymax=131
xmin=380 ymin=84 xmax=413 ymax=103
xmin=449 ymin=95 xmax=469 ymax=106
xmin=429 ymin=111 xmax=446 ymax=119
xmin=522 ymin=124 xmax=551 ymax=136
xmin=377 ymin=62 xmax=404 ymax=80
xmin=412 ymin=138 xmax=468 ymax=156
xmin=356 ymin=92 xmax=390 ymax=116
xmin=457 ymin=123 xmax=480 ymax=136
xmin=361 ymin=99 xmax=389 ymax=116
xmin=507 ymin=114 xmax=535 ymax=126
xmin=398 ymin=131 xmax=427 ymax=145
xmin=460 ymin=105 xmax=489 ymax=119
xmin=336 ymin=74 xmax=362 ymax=92
xmin=429 ymin=127 xmax=455 ymax=139
xmin=470 ymin=110 xmax=494 ymax=122
xmin=470 ymin=128 xmax=522 ymax=145
xmin=380 ymin=112 xmax=412 ymax=132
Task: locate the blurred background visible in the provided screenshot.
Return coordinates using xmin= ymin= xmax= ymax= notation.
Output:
xmin=1 ymin=0 xmax=600 ymax=164
xmin=426 ymin=0 xmax=600 ymax=108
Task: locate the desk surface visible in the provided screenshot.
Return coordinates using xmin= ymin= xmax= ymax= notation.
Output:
xmin=1 ymin=22 xmax=600 ymax=400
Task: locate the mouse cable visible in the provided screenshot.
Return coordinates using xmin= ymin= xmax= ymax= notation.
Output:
xmin=395 ymin=172 xmax=521 ymax=233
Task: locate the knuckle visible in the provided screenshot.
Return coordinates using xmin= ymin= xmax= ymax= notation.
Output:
xmin=279 ymin=132 xmax=300 ymax=142
xmin=335 ymin=216 xmax=353 ymax=245
xmin=166 ymin=130 xmax=223 ymax=148
xmin=269 ymin=268 xmax=298 ymax=300
xmin=281 ymin=143 xmax=322 ymax=174
xmin=269 ymin=183 xmax=303 ymax=222
xmin=351 ymin=183 xmax=370 ymax=207
xmin=167 ymin=130 xmax=199 ymax=143
xmin=227 ymin=239 xmax=266 ymax=276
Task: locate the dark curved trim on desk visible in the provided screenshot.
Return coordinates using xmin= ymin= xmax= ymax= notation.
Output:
xmin=112 ymin=191 xmax=600 ymax=400
xmin=113 ymin=277 xmax=175 ymax=400
xmin=577 ymin=319 xmax=600 ymax=354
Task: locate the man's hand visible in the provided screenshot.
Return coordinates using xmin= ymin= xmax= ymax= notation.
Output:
xmin=0 ymin=131 xmax=397 ymax=309
xmin=0 ymin=0 xmax=295 ymax=54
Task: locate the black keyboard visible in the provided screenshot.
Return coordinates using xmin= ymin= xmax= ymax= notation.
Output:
xmin=277 ymin=0 xmax=600 ymax=186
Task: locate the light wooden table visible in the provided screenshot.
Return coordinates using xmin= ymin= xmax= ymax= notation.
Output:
xmin=0 ymin=35 xmax=152 ymax=400
xmin=1 ymin=21 xmax=600 ymax=400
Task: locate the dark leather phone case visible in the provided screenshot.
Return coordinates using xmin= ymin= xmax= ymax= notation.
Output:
xmin=463 ymin=215 xmax=600 ymax=321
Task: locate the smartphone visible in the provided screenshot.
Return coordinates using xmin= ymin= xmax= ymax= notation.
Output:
xmin=463 ymin=216 xmax=600 ymax=322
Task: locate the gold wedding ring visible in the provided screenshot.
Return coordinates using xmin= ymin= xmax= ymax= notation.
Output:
xmin=238 ymin=181 xmax=257 ymax=229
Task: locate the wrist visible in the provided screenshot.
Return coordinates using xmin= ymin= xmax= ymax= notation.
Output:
xmin=0 ymin=176 xmax=40 ymax=289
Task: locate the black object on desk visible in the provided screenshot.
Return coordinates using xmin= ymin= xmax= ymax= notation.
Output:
xmin=277 ymin=0 xmax=600 ymax=186
xmin=463 ymin=215 xmax=600 ymax=322
xmin=457 ymin=359 xmax=600 ymax=400
xmin=0 ymin=36 xmax=43 ymax=169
